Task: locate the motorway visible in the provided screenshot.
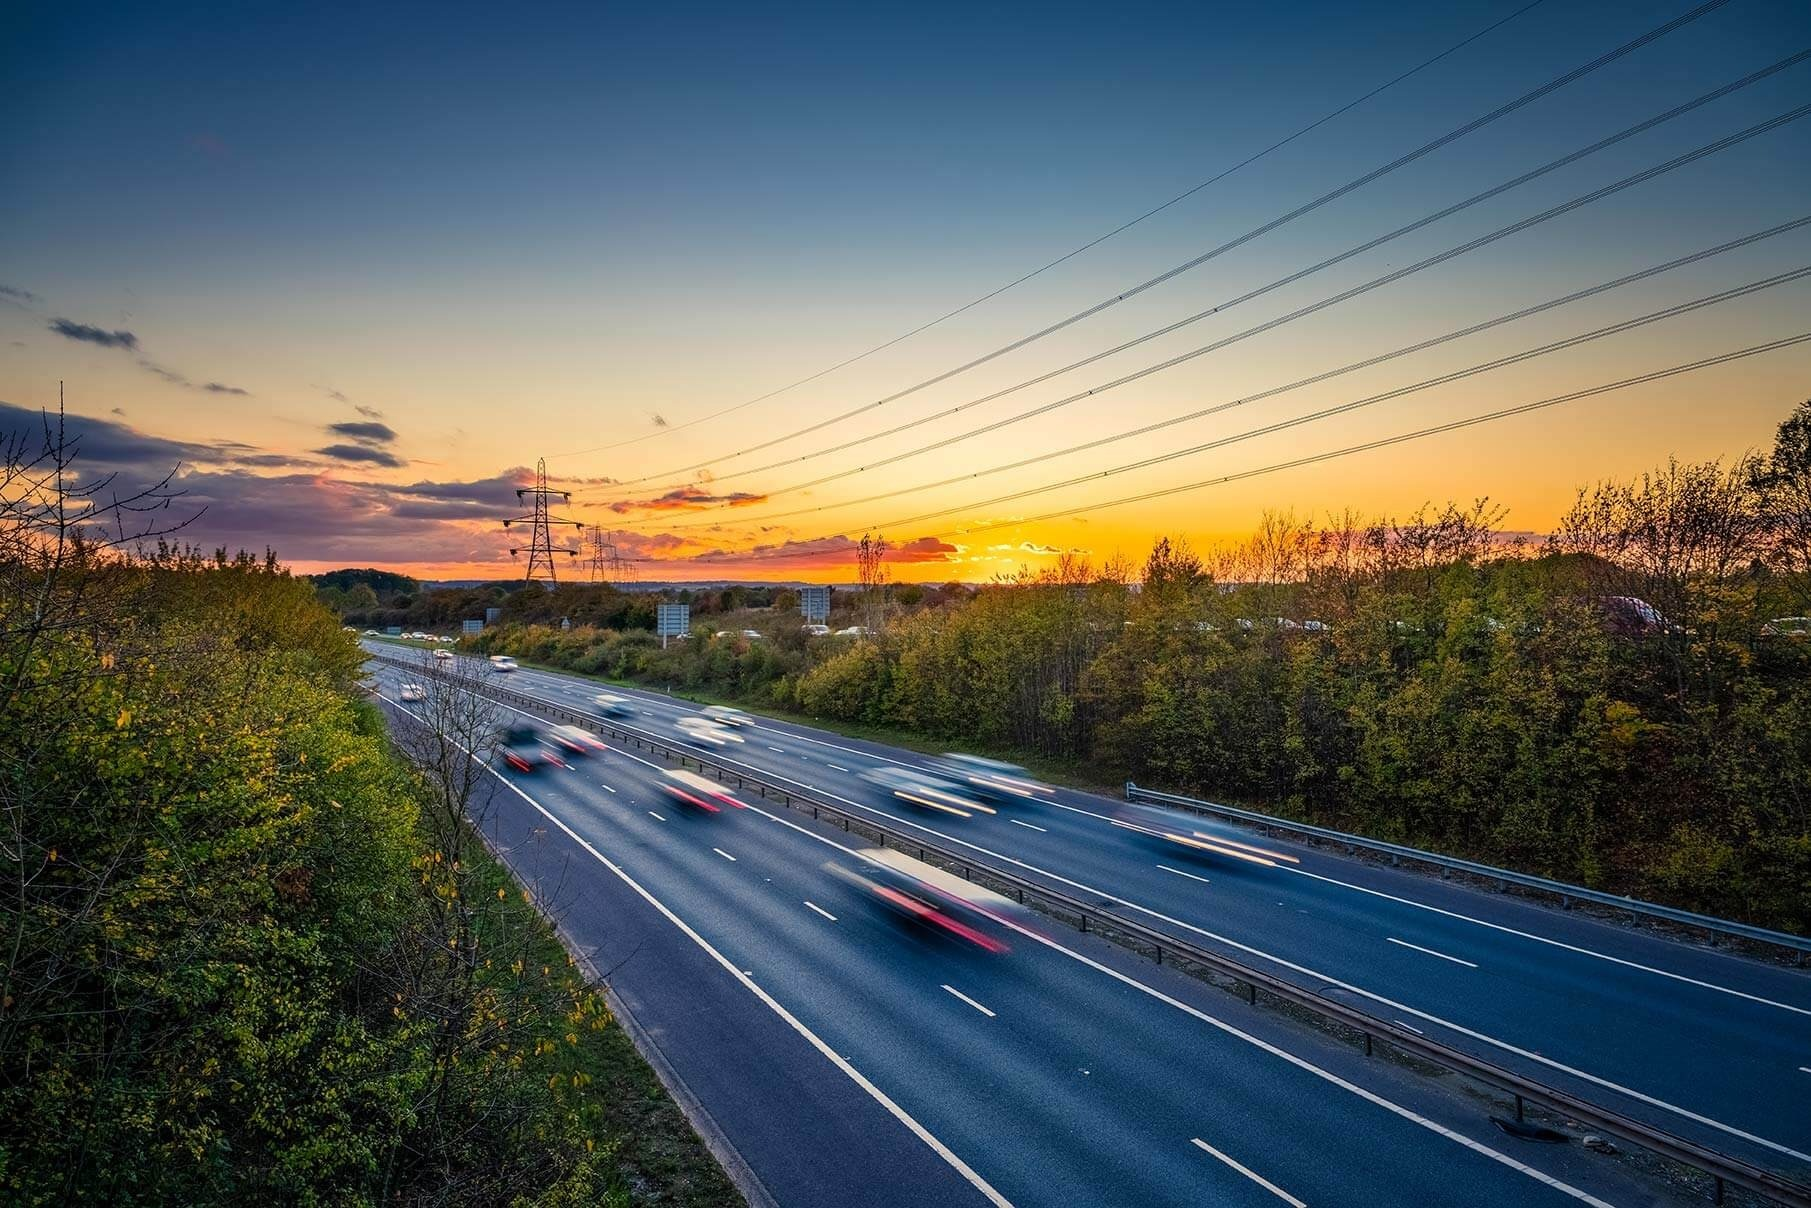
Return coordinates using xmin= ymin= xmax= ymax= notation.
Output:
xmin=365 ymin=643 xmax=1811 ymax=1204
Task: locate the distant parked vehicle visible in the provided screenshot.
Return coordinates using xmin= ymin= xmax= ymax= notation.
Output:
xmin=1599 ymin=596 xmax=1675 ymax=636
xmin=1761 ymin=616 xmax=1810 ymax=638
xmin=342 ymin=625 xmax=357 ymax=632
xmin=488 ymin=655 xmax=519 ymax=673
xmin=802 ymin=623 xmax=831 ymax=636
xmin=364 ymin=628 xmax=378 ymax=635
xmin=834 ymin=625 xmax=875 ymax=638
xmin=861 ymin=764 xmax=993 ymax=818
xmin=498 ymin=725 xmax=564 ymax=772
xmin=592 ymin=692 xmax=634 ymax=717
xmin=399 ymin=683 xmax=427 ymax=703
xmin=701 ymin=704 xmax=751 ymax=728
xmin=932 ymin=753 xmax=1053 ymax=804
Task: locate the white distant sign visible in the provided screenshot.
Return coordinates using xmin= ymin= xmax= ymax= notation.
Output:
xmin=656 ymin=603 xmax=690 ymax=647
xmin=799 ymin=585 xmax=831 ymax=623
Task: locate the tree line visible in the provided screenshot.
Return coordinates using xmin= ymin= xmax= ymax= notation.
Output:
xmin=1 ymin=420 xmax=734 ymax=1203
xmin=474 ymin=400 xmax=1811 ymax=932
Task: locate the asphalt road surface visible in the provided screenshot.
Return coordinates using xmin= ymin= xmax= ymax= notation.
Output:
xmin=366 ymin=643 xmax=1811 ymax=1204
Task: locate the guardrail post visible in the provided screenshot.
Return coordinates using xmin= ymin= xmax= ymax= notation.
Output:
xmin=1363 ymin=1033 xmax=1372 ymax=1058
xmin=1713 ymin=1175 xmax=1725 ymax=1205
xmin=1514 ymin=1094 xmax=1525 ymax=1123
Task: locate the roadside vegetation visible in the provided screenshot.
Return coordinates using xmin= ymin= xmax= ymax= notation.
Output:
xmin=450 ymin=401 xmax=1811 ymax=933
xmin=0 ymin=421 xmax=738 ymax=1205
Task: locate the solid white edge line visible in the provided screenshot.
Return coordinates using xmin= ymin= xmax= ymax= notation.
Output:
xmin=1157 ymin=864 xmax=1212 ymax=885
xmin=378 ymin=693 xmax=1014 ymax=1208
xmin=1009 ymin=819 xmax=1048 ymax=832
xmin=1393 ymin=1020 xmax=1427 ymax=1036
xmin=713 ymin=847 xmax=738 ymax=862
xmin=384 ymin=667 xmax=1811 ymax=1166
xmin=1387 ymin=937 xmax=1479 ymax=969
xmin=1189 ymin=1138 xmax=1306 ymax=1207
xmin=736 ymin=796 xmax=1613 ymax=1206
xmin=804 ymin=901 xmax=838 ymax=923
xmin=942 ymin=985 xmax=997 ymax=1018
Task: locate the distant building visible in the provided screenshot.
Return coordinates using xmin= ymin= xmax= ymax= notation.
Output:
xmin=485 ymin=606 xmax=502 ymax=625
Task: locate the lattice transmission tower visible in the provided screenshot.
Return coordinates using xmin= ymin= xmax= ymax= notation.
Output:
xmin=504 ymin=459 xmax=583 ymax=585
xmin=584 ymin=525 xmax=638 ymax=584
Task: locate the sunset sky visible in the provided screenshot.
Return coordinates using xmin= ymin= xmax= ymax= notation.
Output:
xmin=4 ymin=0 xmax=1809 ymax=582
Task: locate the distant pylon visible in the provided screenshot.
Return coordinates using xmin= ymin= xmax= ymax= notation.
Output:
xmin=585 ymin=525 xmax=638 ymax=584
xmin=504 ymin=459 xmax=582 ymax=584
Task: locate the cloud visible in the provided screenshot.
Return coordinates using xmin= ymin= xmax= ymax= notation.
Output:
xmin=607 ymin=485 xmax=766 ymax=514
xmin=1 ymin=284 xmax=40 ymax=304
xmin=892 ymin=536 xmax=961 ymax=562
xmin=1017 ymin=541 xmax=1060 ymax=555
xmin=0 ymin=400 xmax=311 ymax=474
xmin=204 ymin=382 xmax=250 ymax=396
xmin=313 ymin=443 xmax=406 ymax=468
xmin=50 ymin=318 xmax=138 ymax=350
xmin=355 ymin=404 xmax=384 ymax=419
xmin=328 ymin=420 xmax=398 ymax=444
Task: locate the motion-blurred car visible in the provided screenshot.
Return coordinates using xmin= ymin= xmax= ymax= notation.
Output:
xmin=592 ymin=692 xmax=635 ymax=717
xmin=488 ymin=655 xmax=519 ymax=673
xmin=498 ymin=725 xmax=566 ymax=772
xmin=1108 ymin=802 xmax=1300 ymax=867
xmin=363 ymin=628 xmax=378 ymax=635
xmin=399 ymin=683 xmax=427 ymax=703
xmin=676 ymin=716 xmax=745 ymax=746
xmin=433 ymin=648 xmax=454 ymax=661
xmin=701 ymin=704 xmax=751 ymax=728
xmin=657 ymin=768 xmax=747 ymax=812
xmin=932 ymin=753 xmax=1053 ymax=804
xmin=825 ymin=848 xmax=1017 ymax=953
xmin=548 ymin=724 xmax=607 ymax=757
xmin=860 ymin=765 xmax=994 ymax=818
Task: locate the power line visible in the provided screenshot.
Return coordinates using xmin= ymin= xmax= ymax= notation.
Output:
xmin=588 ymin=0 xmax=1730 ymax=492
xmin=546 ymin=0 xmax=1551 ymax=462
xmin=814 ymin=267 xmax=1811 ymax=536
xmin=640 ymin=55 xmax=1810 ymax=514
xmin=655 ymin=218 xmax=1811 ymax=531
xmin=693 ymin=332 xmax=1811 ymax=565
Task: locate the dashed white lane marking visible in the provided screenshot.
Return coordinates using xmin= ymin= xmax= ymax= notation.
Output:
xmin=828 ymin=764 xmax=850 ymax=772
xmin=388 ymin=666 xmax=1811 ymax=1167
xmin=1799 ymin=1066 xmax=1811 ymax=1074
xmin=599 ymin=783 xmax=617 ymax=793
xmin=942 ymin=985 xmax=996 ymax=1018
xmin=735 ymin=799 xmax=1618 ymax=1205
xmin=1158 ymin=865 xmax=1212 ymax=885
xmin=768 ymin=745 xmax=785 ymax=753
xmin=805 ymin=901 xmax=838 ymax=922
xmin=713 ymin=847 xmax=737 ymax=862
xmin=1189 ymin=1139 xmax=1305 ymax=1207
xmin=1387 ymin=937 xmax=1478 ymax=969
xmin=647 ymin=811 xmax=666 ymax=821
xmin=1010 ymin=819 xmax=1048 ymax=832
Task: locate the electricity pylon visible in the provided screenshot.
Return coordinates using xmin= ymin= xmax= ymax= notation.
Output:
xmin=504 ymin=459 xmax=582 ymax=584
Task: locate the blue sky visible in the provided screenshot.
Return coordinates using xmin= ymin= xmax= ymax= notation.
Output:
xmin=3 ymin=0 xmax=1808 ymax=576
